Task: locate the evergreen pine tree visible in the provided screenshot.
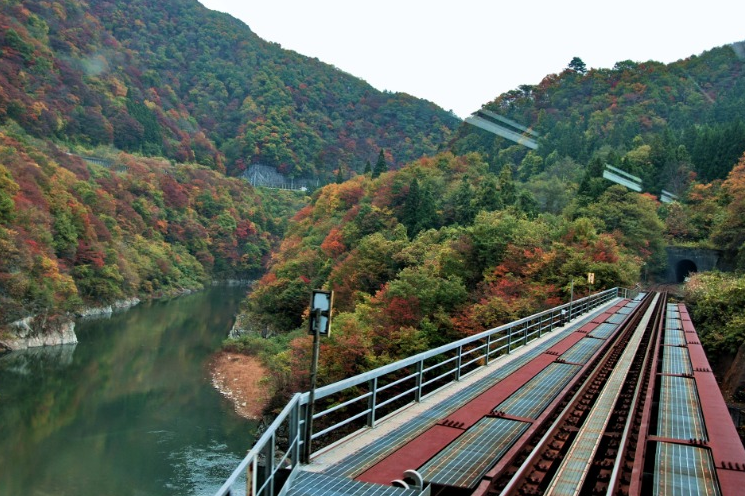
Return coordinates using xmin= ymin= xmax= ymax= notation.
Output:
xmin=452 ymin=177 xmax=476 ymax=225
xmin=498 ymin=164 xmax=516 ymax=206
xmin=417 ymin=182 xmax=438 ymax=233
xmin=372 ymin=150 xmax=387 ymax=178
xmin=402 ymin=178 xmax=437 ymax=238
xmin=474 ymin=175 xmax=502 ymax=212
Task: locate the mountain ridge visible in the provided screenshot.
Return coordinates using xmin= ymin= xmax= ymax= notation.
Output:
xmin=2 ymin=0 xmax=460 ymax=178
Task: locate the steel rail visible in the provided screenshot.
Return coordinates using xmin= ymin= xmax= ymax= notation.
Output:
xmin=607 ymin=292 xmax=666 ymax=495
xmin=544 ymin=293 xmax=662 ymax=494
xmin=491 ymin=293 xmax=655 ymax=496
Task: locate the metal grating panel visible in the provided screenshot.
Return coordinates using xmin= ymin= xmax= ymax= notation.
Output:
xmin=662 ymin=346 xmax=693 ymax=376
xmin=322 ymin=352 xmax=538 ymax=478
xmin=657 ymin=375 xmax=707 ymax=441
xmin=494 ymin=363 xmax=581 ymax=419
xmin=288 ymin=471 xmax=420 ymax=496
xmin=664 ymin=329 xmax=686 ymax=346
xmin=666 ymin=303 xmax=680 ymax=321
xmin=666 ymin=304 xmax=683 ymax=336
xmin=605 ymin=312 xmax=626 ymax=324
xmin=653 ymin=443 xmax=721 ymax=496
xmin=559 ymin=338 xmax=605 ymax=364
xmin=418 ymin=417 xmax=529 ymax=488
xmin=588 ymin=322 xmax=618 ymax=339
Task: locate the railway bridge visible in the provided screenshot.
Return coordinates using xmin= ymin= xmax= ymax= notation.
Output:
xmin=215 ymin=288 xmax=745 ymax=495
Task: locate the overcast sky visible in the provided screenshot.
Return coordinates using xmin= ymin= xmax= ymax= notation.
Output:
xmin=199 ymin=0 xmax=744 ymax=118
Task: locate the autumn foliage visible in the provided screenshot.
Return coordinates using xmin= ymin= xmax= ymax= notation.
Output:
xmin=234 ymin=152 xmax=650 ymax=396
xmin=0 ymin=131 xmax=296 ymax=325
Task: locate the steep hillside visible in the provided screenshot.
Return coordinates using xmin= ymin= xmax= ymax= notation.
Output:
xmin=451 ymin=43 xmax=745 ymax=193
xmin=0 ymin=0 xmax=460 ymax=332
xmin=0 ymin=126 xmax=306 ymax=328
xmin=230 ymin=152 xmax=656 ymax=395
xmin=227 ymin=39 xmax=745 ymax=399
xmin=0 ymin=0 xmax=459 ymax=177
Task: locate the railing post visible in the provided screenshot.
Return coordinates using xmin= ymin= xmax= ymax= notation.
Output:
xmin=415 ymin=360 xmax=423 ymax=402
xmin=507 ymin=327 xmax=512 ymax=353
xmin=455 ymin=346 xmax=463 ymax=380
xmin=367 ymin=377 xmax=378 ymax=428
xmin=246 ymin=459 xmax=253 ymax=496
xmin=538 ymin=316 xmax=543 ymax=338
xmin=300 ymin=401 xmax=309 ymax=464
xmin=290 ymin=401 xmax=300 ymax=468
xmin=485 ymin=335 xmax=492 ymax=365
xmin=263 ymin=433 xmax=275 ymax=496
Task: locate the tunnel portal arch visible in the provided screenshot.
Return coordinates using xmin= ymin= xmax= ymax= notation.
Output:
xmin=676 ymin=259 xmax=698 ymax=282
xmin=665 ymin=247 xmax=722 ymax=283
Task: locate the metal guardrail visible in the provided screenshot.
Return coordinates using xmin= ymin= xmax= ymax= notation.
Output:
xmin=215 ymin=287 xmax=623 ymax=496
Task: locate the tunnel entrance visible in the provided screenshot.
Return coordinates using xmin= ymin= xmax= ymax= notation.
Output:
xmin=676 ymin=259 xmax=698 ymax=282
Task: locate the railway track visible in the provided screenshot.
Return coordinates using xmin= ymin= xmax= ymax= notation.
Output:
xmin=473 ymin=292 xmax=665 ymax=496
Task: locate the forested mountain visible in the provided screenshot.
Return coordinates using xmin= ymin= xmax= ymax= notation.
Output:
xmin=229 ymin=42 xmax=745 ymax=401
xmin=0 ymin=0 xmax=458 ymax=332
xmin=0 ymin=0 xmax=459 ymax=178
xmin=451 ymin=43 xmax=745 ymax=193
xmin=3 ymin=0 xmax=745 ymax=397
xmin=230 ymin=151 xmax=666 ymax=396
xmin=0 ymin=131 xmax=306 ymax=326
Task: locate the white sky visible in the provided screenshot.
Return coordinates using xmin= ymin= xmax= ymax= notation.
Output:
xmin=199 ymin=0 xmax=744 ymax=118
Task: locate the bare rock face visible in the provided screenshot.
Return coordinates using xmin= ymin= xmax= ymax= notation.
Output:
xmin=0 ymin=315 xmax=77 ymax=351
xmin=75 ymin=297 xmax=141 ymax=319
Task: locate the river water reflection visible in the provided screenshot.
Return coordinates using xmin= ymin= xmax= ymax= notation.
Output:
xmin=0 ymin=286 xmax=256 ymax=496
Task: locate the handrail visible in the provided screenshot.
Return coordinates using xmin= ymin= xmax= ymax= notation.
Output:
xmin=309 ymin=288 xmax=616 ymax=400
xmin=215 ymin=287 xmax=621 ymax=495
xmin=214 ymin=392 xmax=306 ymax=496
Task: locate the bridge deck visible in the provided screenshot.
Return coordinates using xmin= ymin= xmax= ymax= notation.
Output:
xmin=305 ymin=298 xmax=629 ymax=486
xmin=290 ymin=296 xmax=744 ymax=495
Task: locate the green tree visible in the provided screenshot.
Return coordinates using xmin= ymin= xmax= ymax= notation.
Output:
xmin=568 ymin=57 xmax=587 ymax=74
xmin=372 ymin=149 xmax=387 ymax=178
xmin=0 ymin=164 xmax=19 ymax=223
xmin=585 ymin=185 xmax=666 ymax=275
xmin=498 ymin=164 xmax=517 ymax=206
xmin=577 ymin=157 xmax=608 ymax=205
xmin=451 ymin=177 xmax=476 ymax=225
xmin=401 ymin=178 xmax=437 ymax=238
xmin=473 ymin=175 xmax=502 ymax=212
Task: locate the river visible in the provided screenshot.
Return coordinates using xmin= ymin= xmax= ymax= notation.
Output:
xmin=0 ymin=286 xmax=256 ymax=496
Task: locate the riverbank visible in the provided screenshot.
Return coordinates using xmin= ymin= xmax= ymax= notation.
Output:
xmin=0 ymin=298 xmax=141 ymax=352
xmin=209 ymin=351 xmax=271 ymax=420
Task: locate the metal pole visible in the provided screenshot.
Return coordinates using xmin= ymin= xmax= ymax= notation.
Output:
xmin=303 ymin=309 xmax=322 ymax=464
xmin=569 ymin=279 xmax=574 ymax=322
